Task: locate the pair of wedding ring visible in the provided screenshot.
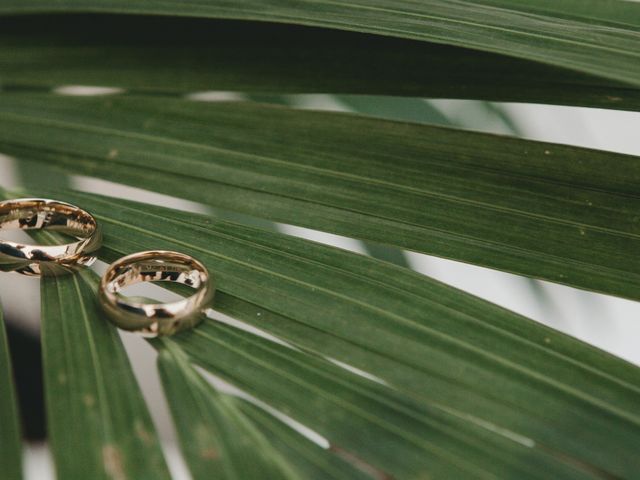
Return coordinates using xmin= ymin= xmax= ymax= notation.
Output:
xmin=0 ymin=198 xmax=213 ymax=337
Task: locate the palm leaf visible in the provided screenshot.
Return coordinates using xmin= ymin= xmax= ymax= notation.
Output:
xmin=15 ymin=188 xmax=640 ymax=479
xmin=49 ymin=267 xmax=602 ymax=479
xmin=156 ymin=340 xmax=371 ymax=479
xmin=247 ymin=93 xmax=414 ymax=268
xmin=1 ymin=1 xmax=640 ymax=87
xmin=1 ymin=3 xmax=639 ymax=478
xmin=1 ymin=94 xmax=638 ymax=300
xmin=41 ymin=271 xmax=171 ymax=479
xmin=0 ymin=302 xmax=22 ymax=480
xmin=1 ymin=14 xmax=639 ymax=111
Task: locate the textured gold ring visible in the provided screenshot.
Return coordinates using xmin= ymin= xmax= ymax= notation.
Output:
xmin=0 ymin=198 xmax=102 ymax=276
xmin=98 ymin=251 xmax=214 ymax=337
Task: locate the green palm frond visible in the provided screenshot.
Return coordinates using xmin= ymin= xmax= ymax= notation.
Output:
xmin=41 ymin=272 xmax=170 ymax=479
xmin=0 ymin=94 xmax=638 ymax=300
xmin=2 ymin=14 xmax=639 ymax=111
xmin=6 ymin=189 xmax=637 ymax=479
xmin=0 ymin=304 xmax=21 ymax=480
xmin=2 ymin=1 xmax=640 ymax=86
xmin=157 ymin=341 xmax=372 ymax=479
xmin=0 ymin=2 xmax=639 ymax=479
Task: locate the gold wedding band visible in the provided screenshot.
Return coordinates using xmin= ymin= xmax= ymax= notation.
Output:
xmin=98 ymin=251 xmax=214 ymax=337
xmin=0 ymin=198 xmax=102 ymax=276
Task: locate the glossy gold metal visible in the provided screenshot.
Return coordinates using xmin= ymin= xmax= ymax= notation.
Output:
xmin=0 ymin=198 xmax=102 ymax=276
xmin=98 ymin=251 xmax=214 ymax=337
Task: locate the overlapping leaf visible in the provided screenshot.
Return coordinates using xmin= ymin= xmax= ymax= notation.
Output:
xmin=20 ymin=188 xmax=640 ymax=478
xmin=1 ymin=1 xmax=640 ymax=87
xmin=1 ymin=94 xmax=639 ymax=300
xmin=0 ymin=302 xmax=22 ymax=480
xmin=0 ymin=1 xmax=638 ymax=479
xmin=1 ymin=14 xmax=639 ymax=111
xmin=157 ymin=340 xmax=371 ymax=480
xmin=180 ymin=320 xmax=578 ymax=479
xmin=40 ymin=271 xmax=170 ymax=479
xmin=46 ymin=266 xmax=589 ymax=479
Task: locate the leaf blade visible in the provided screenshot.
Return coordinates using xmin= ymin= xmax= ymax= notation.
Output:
xmin=1 ymin=1 xmax=640 ymax=86
xmin=157 ymin=340 xmax=370 ymax=480
xmin=180 ymin=319 xmax=600 ymax=479
xmin=0 ymin=302 xmax=22 ymax=480
xmin=26 ymin=189 xmax=640 ymax=479
xmin=1 ymin=14 xmax=639 ymax=111
xmin=1 ymin=94 xmax=639 ymax=300
xmin=39 ymin=269 xmax=567 ymax=479
xmin=41 ymin=271 xmax=171 ymax=479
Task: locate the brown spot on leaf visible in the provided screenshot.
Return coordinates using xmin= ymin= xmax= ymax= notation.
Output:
xmin=194 ymin=423 xmax=219 ymax=461
xmin=330 ymin=444 xmax=394 ymax=480
xmin=135 ymin=420 xmax=153 ymax=445
xmin=83 ymin=394 xmax=95 ymax=408
xmin=200 ymin=448 xmax=219 ymax=460
xmin=102 ymin=444 xmax=126 ymax=480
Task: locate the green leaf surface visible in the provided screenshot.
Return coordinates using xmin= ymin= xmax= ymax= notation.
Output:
xmin=359 ymin=241 xmax=409 ymax=268
xmin=1 ymin=3 xmax=638 ymax=478
xmin=12 ymin=143 xmax=69 ymax=191
xmin=180 ymin=320 xmax=587 ymax=480
xmin=1 ymin=1 xmax=640 ymax=87
xmin=157 ymin=340 xmax=370 ymax=480
xmin=250 ymin=93 xmax=412 ymax=268
xmin=0 ymin=302 xmax=22 ymax=480
xmin=1 ymin=94 xmax=639 ymax=300
xmin=336 ymin=95 xmax=453 ymax=125
xmin=24 ymin=189 xmax=640 ymax=479
xmin=52 ymin=270 xmax=574 ymax=479
xmin=236 ymin=398 xmax=374 ymax=480
xmin=41 ymin=271 xmax=171 ymax=479
xmin=2 ymin=14 xmax=639 ymax=111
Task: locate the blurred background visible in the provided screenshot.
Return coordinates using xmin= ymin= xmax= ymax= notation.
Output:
xmin=1 ymin=91 xmax=639 ymax=478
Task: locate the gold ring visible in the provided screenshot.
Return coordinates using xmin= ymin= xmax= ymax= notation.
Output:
xmin=98 ymin=251 xmax=214 ymax=337
xmin=0 ymin=198 xmax=102 ymax=276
